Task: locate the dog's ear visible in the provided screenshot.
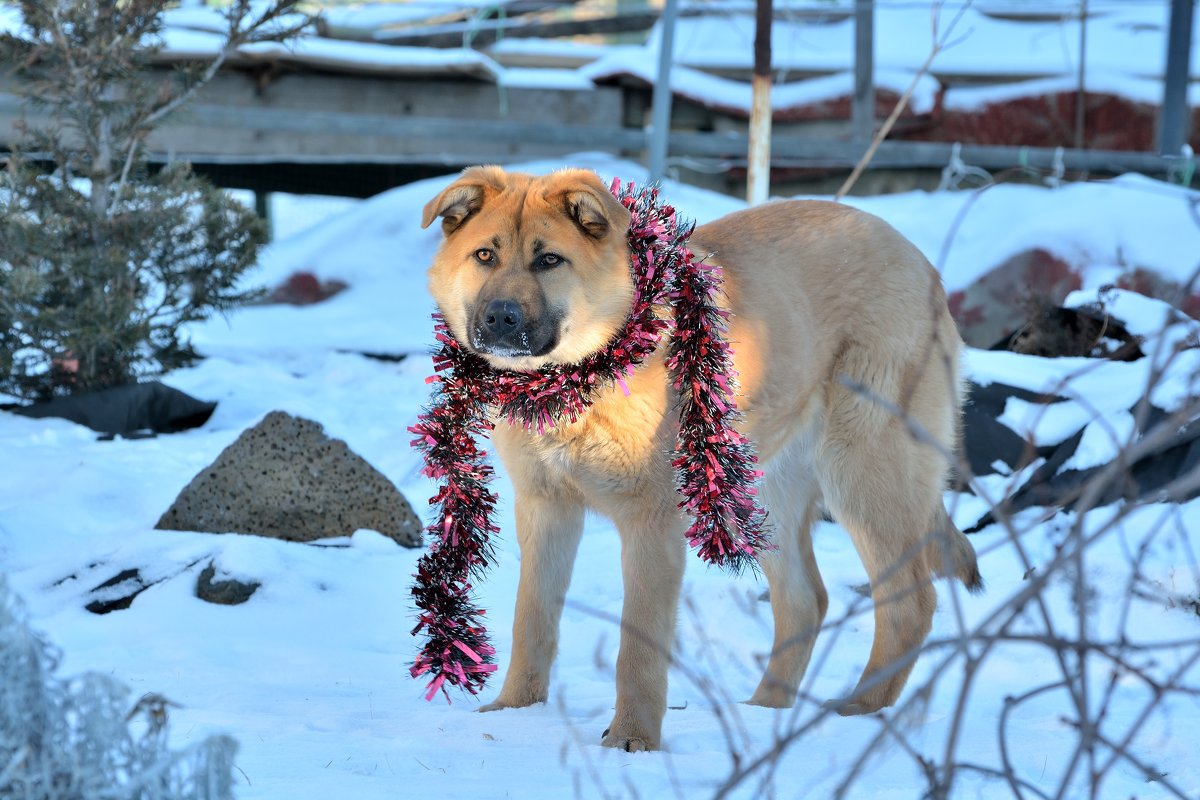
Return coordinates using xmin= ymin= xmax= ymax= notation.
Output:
xmin=553 ymin=170 xmax=632 ymax=240
xmin=421 ymin=166 xmax=507 ymax=235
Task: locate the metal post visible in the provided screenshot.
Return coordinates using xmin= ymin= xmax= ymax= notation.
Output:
xmin=647 ymin=0 xmax=680 ymax=183
xmin=852 ymin=0 xmax=875 ymax=142
xmin=1158 ymin=0 xmax=1195 ymax=155
xmin=746 ymin=0 xmax=773 ymax=204
xmin=1074 ymin=0 xmax=1088 ymax=151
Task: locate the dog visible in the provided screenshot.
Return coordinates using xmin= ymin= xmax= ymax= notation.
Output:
xmin=420 ymin=166 xmax=982 ymax=752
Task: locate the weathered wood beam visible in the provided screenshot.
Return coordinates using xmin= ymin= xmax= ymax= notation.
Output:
xmin=316 ymin=0 xmax=582 ymax=41
xmin=375 ymin=9 xmax=663 ymax=48
xmin=1 ymin=90 xmax=1179 ymax=177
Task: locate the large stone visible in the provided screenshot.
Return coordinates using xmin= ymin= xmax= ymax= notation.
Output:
xmin=946 ymin=248 xmax=1082 ymax=348
xmin=156 ymin=411 xmax=422 ymax=547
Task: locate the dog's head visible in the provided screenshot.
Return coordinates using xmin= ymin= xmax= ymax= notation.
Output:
xmin=421 ymin=166 xmax=634 ymax=372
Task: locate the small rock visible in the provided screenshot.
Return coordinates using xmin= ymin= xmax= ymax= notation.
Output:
xmin=195 ymin=562 xmax=259 ymax=605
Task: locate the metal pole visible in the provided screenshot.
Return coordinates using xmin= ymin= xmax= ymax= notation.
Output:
xmin=852 ymin=0 xmax=875 ymax=142
xmin=1074 ymin=0 xmax=1088 ymax=151
xmin=647 ymin=0 xmax=680 ymax=183
xmin=746 ymin=0 xmax=773 ymax=204
xmin=1158 ymin=0 xmax=1195 ymax=155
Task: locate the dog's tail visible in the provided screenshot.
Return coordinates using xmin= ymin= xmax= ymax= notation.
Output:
xmin=928 ymin=507 xmax=984 ymax=594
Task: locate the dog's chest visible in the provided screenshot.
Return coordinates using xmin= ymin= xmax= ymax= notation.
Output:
xmin=498 ymin=373 xmax=679 ymax=502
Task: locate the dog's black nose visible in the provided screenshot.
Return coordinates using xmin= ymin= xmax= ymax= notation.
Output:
xmin=483 ymin=299 xmax=523 ymax=337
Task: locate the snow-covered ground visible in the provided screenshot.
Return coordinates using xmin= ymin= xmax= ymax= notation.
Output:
xmin=2 ymin=154 xmax=1199 ymax=798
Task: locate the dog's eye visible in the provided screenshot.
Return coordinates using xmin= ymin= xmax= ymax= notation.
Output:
xmin=474 ymin=248 xmax=495 ymax=264
xmin=538 ymin=253 xmax=563 ymax=270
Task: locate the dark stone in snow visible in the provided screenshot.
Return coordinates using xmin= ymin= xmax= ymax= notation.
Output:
xmin=195 ymin=562 xmax=260 ymax=605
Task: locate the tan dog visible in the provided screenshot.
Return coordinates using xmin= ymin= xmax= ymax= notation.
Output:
xmin=420 ymin=166 xmax=982 ymax=752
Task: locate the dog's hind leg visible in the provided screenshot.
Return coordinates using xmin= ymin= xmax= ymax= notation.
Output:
xmin=817 ymin=368 xmax=949 ymax=716
xmin=480 ymin=485 xmax=585 ymax=712
xmin=747 ymin=473 xmax=827 ymax=708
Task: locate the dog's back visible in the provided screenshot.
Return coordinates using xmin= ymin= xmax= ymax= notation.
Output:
xmin=692 ymin=199 xmax=981 ymax=712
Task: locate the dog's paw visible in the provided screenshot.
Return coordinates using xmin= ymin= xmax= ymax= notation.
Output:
xmin=822 ymin=696 xmax=882 ymax=717
xmin=478 ymin=695 xmax=542 ymax=713
xmin=477 ymin=700 xmax=510 ymax=713
xmin=600 ymin=727 xmax=653 ymax=753
xmin=745 ymin=686 xmax=795 ymax=709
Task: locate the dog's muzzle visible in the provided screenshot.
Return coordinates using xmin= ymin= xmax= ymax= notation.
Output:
xmin=471 ymin=299 xmax=557 ymax=358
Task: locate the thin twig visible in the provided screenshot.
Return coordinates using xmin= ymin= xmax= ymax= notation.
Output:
xmin=835 ymin=0 xmax=973 ymax=200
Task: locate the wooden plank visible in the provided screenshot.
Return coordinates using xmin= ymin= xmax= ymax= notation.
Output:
xmin=0 ymin=69 xmax=627 ymax=162
xmin=0 ymin=70 xmax=1179 ymax=178
xmin=374 ymin=10 xmax=663 ymax=48
xmin=316 ymin=0 xmax=583 ymax=41
xmin=663 ymin=131 xmax=1177 ymax=174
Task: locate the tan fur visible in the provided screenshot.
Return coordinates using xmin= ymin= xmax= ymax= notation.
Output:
xmin=421 ymin=167 xmax=982 ymax=751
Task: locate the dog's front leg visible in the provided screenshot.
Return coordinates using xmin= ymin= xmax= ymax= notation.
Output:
xmin=601 ymin=506 xmax=686 ymax=752
xmin=480 ymin=485 xmax=585 ymax=712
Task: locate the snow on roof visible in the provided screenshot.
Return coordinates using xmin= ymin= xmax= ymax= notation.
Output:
xmin=157 ymin=24 xmax=503 ymax=81
xmin=583 ymin=46 xmax=940 ymax=117
xmin=498 ymin=66 xmax=595 ymax=90
xmin=652 ymin=2 xmax=1196 ymax=81
xmin=488 ymin=37 xmax=612 ymax=62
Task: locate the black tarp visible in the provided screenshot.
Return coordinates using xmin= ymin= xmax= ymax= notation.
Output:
xmin=6 ymin=382 xmax=216 ymax=437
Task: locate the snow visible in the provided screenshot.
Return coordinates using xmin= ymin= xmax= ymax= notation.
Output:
xmin=498 ymin=67 xmax=595 ymax=91
xmin=842 ymin=174 xmax=1200 ymax=294
xmin=158 ymin=23 xmax=503 ymax=79
xmin=4 ymin=155 xmax=1200 ymax=798
xmin=1059 ymin=409 xmax=1137 ymax=472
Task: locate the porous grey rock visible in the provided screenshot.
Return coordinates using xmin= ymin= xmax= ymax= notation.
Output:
xmin=156 ymin=411 xmax=422 ymax=547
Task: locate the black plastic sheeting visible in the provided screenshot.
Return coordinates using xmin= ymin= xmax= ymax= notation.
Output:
xmin=6 ymin=381 xmax=216 ymax=437
xmin=962 ymin=382 xmax=1200 ymax=532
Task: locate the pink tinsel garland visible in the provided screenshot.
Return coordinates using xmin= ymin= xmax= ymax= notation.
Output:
xmin=408 ymin=179 xmax=768 ymax=701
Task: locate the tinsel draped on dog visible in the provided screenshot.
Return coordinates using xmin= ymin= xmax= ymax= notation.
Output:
xmin=408 ymin=179 xmax=769 ymax=701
